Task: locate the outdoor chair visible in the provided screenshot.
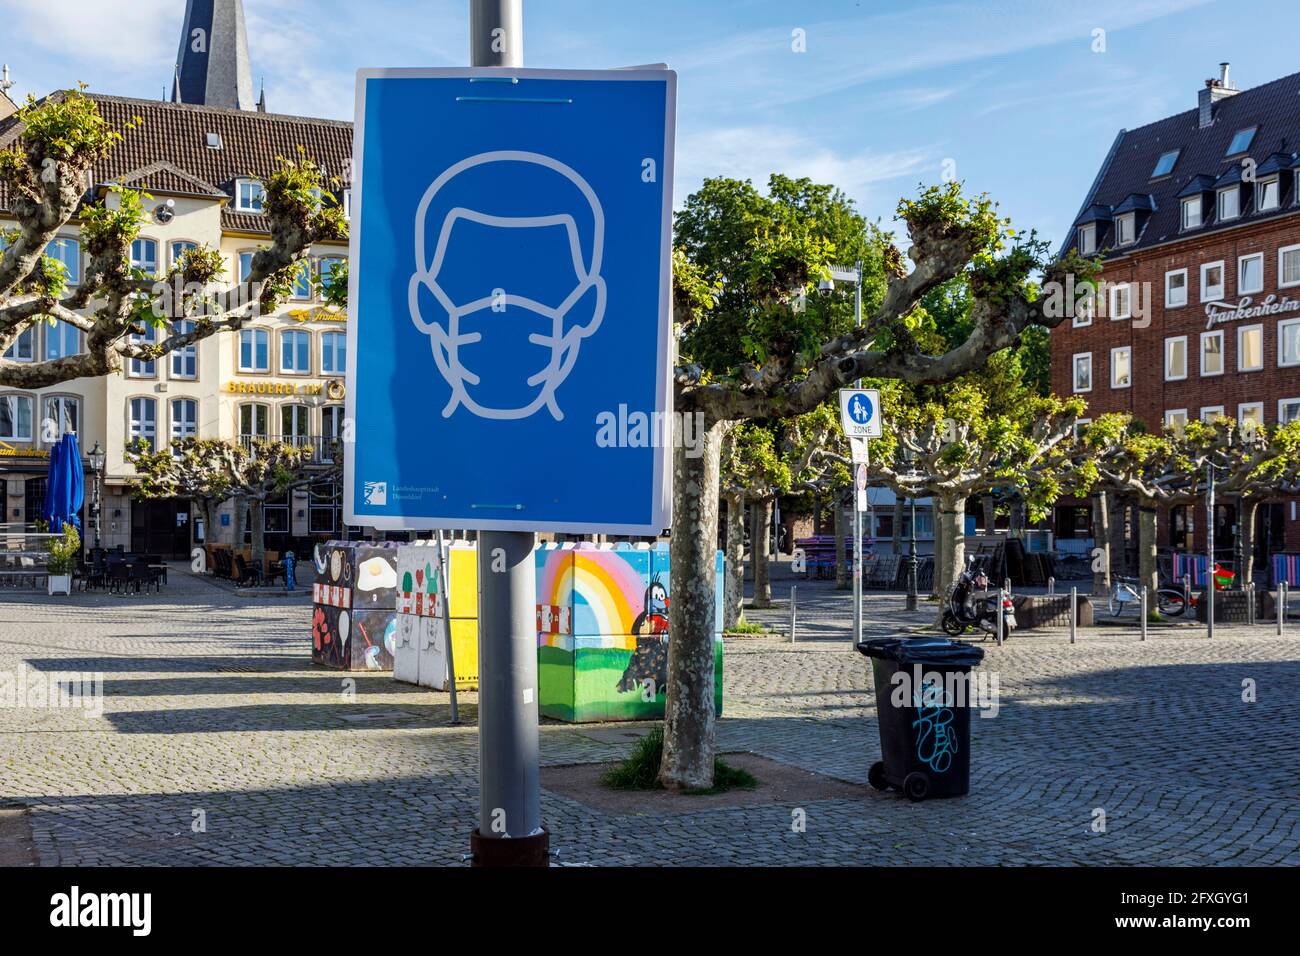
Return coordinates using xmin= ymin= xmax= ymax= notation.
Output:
xmin=232 ymin=554 xmax=262 ymax=588
xmin=106 ymin=561 xmax=132 ymax=594
xmin=128 ymin=562 xmax=158 ymax=594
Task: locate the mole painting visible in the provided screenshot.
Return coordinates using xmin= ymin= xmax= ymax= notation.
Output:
xmin=535 ymin=544 xmax=724 ymax=722
xmin=310 ymin=541 xmax=401 ymax=671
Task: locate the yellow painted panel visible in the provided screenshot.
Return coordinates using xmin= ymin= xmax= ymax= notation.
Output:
xmin=449 ymin=618 xmax=479 ymax=688
xmin=448 ymin=546 xmax=478 ymax=618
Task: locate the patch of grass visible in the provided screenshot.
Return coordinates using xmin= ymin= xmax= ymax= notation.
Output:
xmin=599 ymin=725 xmax=759 ymax=795
xmin=726 ymin=615 xmax=768 ymax=635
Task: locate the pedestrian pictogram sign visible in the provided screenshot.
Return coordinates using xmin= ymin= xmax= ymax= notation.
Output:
xmin=840 ymin=388 xmax=882 ymax=439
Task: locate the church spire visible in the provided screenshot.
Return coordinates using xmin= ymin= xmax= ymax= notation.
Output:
xmin=171 ymin=0 xmax=256 ymax=110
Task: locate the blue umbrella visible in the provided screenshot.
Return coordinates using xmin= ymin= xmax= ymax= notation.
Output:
xmin=42 ymin=433 xmax=84 ymax=533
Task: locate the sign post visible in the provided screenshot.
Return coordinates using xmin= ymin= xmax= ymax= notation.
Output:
xmin=346 ymin=0 xmax=676 ymax=864
xmin=841 ymin=388 xmax=881 ymax=648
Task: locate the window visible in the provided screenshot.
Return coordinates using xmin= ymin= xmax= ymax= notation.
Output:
xmin=0 ymin=394 xmax=33 ymax=440
xmin=170 ymin=240 xmax=198 ymax=268
xmin=128 ymin=323 xmax=158 ymax=377
xmin=1073 ymin=353 xmax=1092 ymax=393
xmin=1257 ymin=177 xmax=1281 ymax=212
xmin=321 ymin=331 xmax=346 ymax=374
xmin=47 ymin=237 xmax=80 ymax=284
xmin=205 ymin=131 xmax=223 ymax=150
xmin=1238 ymin=324 xmax=1263 ymax=371
xmin=1217 ymin=188 xmax=1240 ymax=222
xmin=321 ymin=405 xmax=344 ymax=462
xmin=1165 ymin=269 xmax=1188 ymax=307
xmin=239 ymin=328 xmax=269 ymax=372
xmin=1239 ymin=402 xmax=1265 ymax=434
xmin=1165 ymin=336 xmax=1188 ymax=380
xmin=239 ymin=403 xmax=269 ymax=440
xmin=236 ymin=179 xmax=265 ymax=212
xmin=237 ymin=251 xmax=256 ymax=284
xmin=1280 ymin=244 xmax=1300 ymax=288
xmin=1115 ymin=213 xmax=1136 ymax=246
xmin=310 ymin=482 xmax=341 ymax=534
xmin=171 ymin=399 xmax=198 ymax=443
xmin=1072 ymin=419 xmax=1092 ymax=439
xmin=130 ymin=238 xmax=158 ymax=277
xmin=1181 ymin=197 xmax=1203 ymax=231
xmin=170 ymin=319 xmax=197 ymax=379
xmin=281 ymin=329 xmax=310 ymax=373
xmin=1201 ymin=405 xmax=1226 ymax=422
xmin=319 ymin=256 xmax=345 ymax=299
xmin=1165 ymin=409 xmax=1188 ymax=436
xmin=1109 ymin=283 xmax=1132 ymax=320
xmin=1201 ymin=261 xmax=1225 ymax=302
xmin=343 ymin=190 xmax=352 ymax=220
xmin=1279 ymin=398 xmax=1300 ymax=425
xmin=1201 ymin=330 xmax=1224 ymax=376
xmin=44 ymin=321 xmax=81 ymax=360
xmin=41 ymin=396 xmax=78 ymax=440
xmin=1077 ymin=223 xmax=1096 ymax=255
xmin=4 ymin=327 xmax=34 ymax=362
xmin=291 ymin=261 xmax=312 ymax=300
xmin=1151 ymin=149 xmax=1180 ymax=178
xmin=263 ymin=492 xmax=290 ymax=533
xmin=1239 ymin=253 xmax=1264 ymax=295
xmin=1226 ymin=127 xmax=1257 ymax=156
xmin=1280 ymin=317 xmax=1300 ymax=367
xmin=281 ymin=404 xmax=310 ymax=445
xmin=1111 ymin=346 xmax=1132 ymax=389
xmin=128 ymin=397 xmax=157 ymax=451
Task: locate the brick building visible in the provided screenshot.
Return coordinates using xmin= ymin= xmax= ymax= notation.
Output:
xmin=1052 ymin=64 xmax=1300 ymax=568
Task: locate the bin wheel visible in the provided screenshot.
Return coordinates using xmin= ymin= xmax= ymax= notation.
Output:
xmin=902 ymin=772 xmax=930 ymax=802
xmin=868 ymin=761 xmax=889 ymax=791
xmin=940 ymin=612 xmax=964 ymax=637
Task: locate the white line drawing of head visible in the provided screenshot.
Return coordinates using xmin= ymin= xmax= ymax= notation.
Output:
xmin=408 ymin=150 xmax=606 ymax=421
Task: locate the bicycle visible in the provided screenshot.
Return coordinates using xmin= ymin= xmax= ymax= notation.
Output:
xmin=1108 ymin=576 xmax=1190 ymax=617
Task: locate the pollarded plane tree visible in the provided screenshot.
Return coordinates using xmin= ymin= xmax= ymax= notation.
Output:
xmin=663 ymin=173 xmax=1099 ymax=789
xmin=718 ymin=403 xmax=843 ymax=625
xmin=0 ymin=90 xmax=347 ymax=389
xmin=127 ymin=437 xmax=341 ymax=572
xmin=824 ymin=383 xmax=1082 ymax=612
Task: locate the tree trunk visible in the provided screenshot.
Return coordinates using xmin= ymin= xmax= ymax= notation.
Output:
xmin=834 ymin=491 xmax=849 ymax=589
xmin=982 ymin=497 xmax=996 ymax=535
xmin=250 ymin=497 xmax=266 ymax=571
xmin=937 ymin=493 xmax=968 ymax=600
xmin=1108 ymin=494 xmax=1127 ymax=577
xmin=722 ymin=492 xmax=745 ymax=630
xmin=891 ymin=496 xmax=903 ymax=555
xmin=1091 ymin=491 xmax=1111 ymax=597
xmin=750 ymin=498 xmax=773 ymax=608
xmin=232 ymin=494 xmax=246 ymax=554
xmin=1010 ymin=498 xmax=1026 ymax=535
xmin=930 ymin=498 xmax=942 ymax=598
xmin=661 ymin=416 xmax=724 ymax=791
xmin=1137 ymin=505 xmax=1158 ymax=598
xmin=1237 ymin=496 xmax=1258 ymax=589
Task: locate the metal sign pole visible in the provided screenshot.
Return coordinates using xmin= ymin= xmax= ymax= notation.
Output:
xmin=853 ymin=454 xmax=867 ymax=647
xmin=467 ymin=0 xmax=545 ymax=867
xmin=437 ymin=529 xmax=459 ymax=726
xmin=1207 ymin=465 xmax=1215 ymax=639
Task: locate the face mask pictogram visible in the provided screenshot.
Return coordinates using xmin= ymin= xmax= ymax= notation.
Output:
xmin=408 ymin=150 xmax=606 ymax=421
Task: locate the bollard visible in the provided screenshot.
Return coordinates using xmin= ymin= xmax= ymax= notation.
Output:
xmin=1070 ymin=586 xmax=1077 ymax=644
xmin=996 ymin=586 xmax=1004 ymax=647
xmin=1048 ymin=576 xmax=1055 ymax=596
xmin=1247 ymin=582 xmax=1255 ymax=626
xmin=789 ymin=585 xmax=797 ymax=644
xmin=1140 ymin=586 xmax=1147 ymax=641
xmin=1281 ymin=581 xmax=1288 ymax=637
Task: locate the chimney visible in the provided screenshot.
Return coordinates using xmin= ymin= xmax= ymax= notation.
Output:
xmin=0 ymin=65 xmax=17 ymax=121
xmin=1198 ymin=61 xmax=1240 ymax=129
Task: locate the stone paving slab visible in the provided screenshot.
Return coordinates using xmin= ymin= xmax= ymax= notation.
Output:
xmin=0 ymin=566 xmax=1296 ymax=866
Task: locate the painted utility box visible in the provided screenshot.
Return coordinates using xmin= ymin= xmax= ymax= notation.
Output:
xmin=535 ymin=542 xmax=724 ymax=722
xmin=393 ymin=541 xmax=450 ymax=689
xmin=310 ymin=541 xmax=400 ymax=670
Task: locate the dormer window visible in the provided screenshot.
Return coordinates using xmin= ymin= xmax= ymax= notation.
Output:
xmin=236 ymin=179 xmax=265 ymax=213
xmin=1226 ymin=127 xmax=1256 ymax=156
xmin=1256 ymin=176 xmax=1281 ymax=212
xmin=1115 ymin=212 xmax=1136 ymax=246
xmin=205 ymin=132 xmax=223 ymax=150
xmin=1181 ymin=196 xmax=1203 ymax=230
xmin=1217 ymin=186 xmax=1240 ymax=221
xmin=1151 ymin=149 xmax=1180 ymax=178
xmin=1078 ymin=223 xmax=1097 ymax=255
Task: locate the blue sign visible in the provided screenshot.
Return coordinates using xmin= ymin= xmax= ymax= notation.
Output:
xmin=345 ymin=68 xmax=676 ymax=535
xmin=839 ymin=387 xmax=882 ymax=439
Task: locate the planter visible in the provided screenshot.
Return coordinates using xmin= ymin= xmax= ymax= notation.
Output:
xmin=47 ymin=574 xmax=72 ymax=596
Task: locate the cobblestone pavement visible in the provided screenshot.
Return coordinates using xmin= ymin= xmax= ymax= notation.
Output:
xmin=0 ymin=564 xmax=1297 ymax=866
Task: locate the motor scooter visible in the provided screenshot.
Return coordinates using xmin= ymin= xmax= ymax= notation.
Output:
xmin=940 ymin=556 xmax=1017 ymax=638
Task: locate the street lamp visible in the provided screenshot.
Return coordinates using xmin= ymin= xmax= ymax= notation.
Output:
xmin=87 ymin=441 xmax=105 ymax=550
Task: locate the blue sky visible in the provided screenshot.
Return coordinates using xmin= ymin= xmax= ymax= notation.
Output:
xmin=3 ymin=0 xmax=1298 ymax=246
